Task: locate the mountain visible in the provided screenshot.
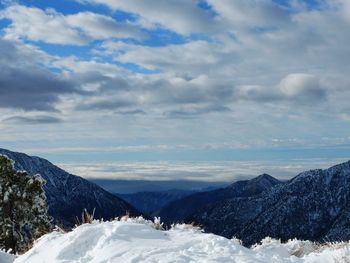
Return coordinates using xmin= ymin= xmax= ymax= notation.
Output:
xmin=91 ymin=179 xmax=227 ymax=194
xmin=0 ymin=148 xmax=141 ymax=226
xmin=155 ymin=173 xmax=282 ymax=224
xmin=189 ymin=161 xmax=350 ymax=246
xmin=116 ymin=189 xmax=195 ymax=214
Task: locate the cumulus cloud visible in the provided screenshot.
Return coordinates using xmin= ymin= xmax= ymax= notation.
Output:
xmin=0 ymin=5 xmax=145 ymax=45
xmin=0 ymin=39 xmax=77 ymax=111
xmin=52 ymin=57 xmax=126 ymax=77
xmin=207 ymin=0 xmax=289 ymax=30
xmin=0 ymin=67 xmax=76 ymax=110
xmin=236 ymin=85 xmax=281 ymax=102
xmin=279 ymin=74 xmax=326 ymax=100
xmin=77 ymin=0 xmax=219 ymax=34
xmin=65 ymin=11 xmax=146 ymax=40
xmin=0 ymin=0 xmax=350 ymax=154
xmin=69 ymin=70 xmax=235 ymax=116
xmin=144 ymin=75 xmax=234 ymax=105
xmin=236 ymin=74 xmax=327 ymax=103
xmin=99 ymin=40 xmax=223 ymax=73
xmin=0 ymin=5 xmax=87 ymax=45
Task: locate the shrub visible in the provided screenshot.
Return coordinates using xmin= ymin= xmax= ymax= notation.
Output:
xmin=0 ymin=155 xmax=52 ymax=254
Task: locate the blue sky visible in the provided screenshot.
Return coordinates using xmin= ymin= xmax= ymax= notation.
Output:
xmin=0 ymin=0 xmax=350 ymax=180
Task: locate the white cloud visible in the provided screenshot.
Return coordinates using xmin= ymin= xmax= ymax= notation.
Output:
xmin=0 ymin=5 xmax=145 ymax=45
xmin=65 ymin=11 xmax=146 ymax=40
xmin=1 ymin=5 xmax=87 ymax=45
xmin=279 ymin=74 xmax=325 ymax=99
xmin=100 ymin=40 xmax=222 ymax=73
xmin=57 ymin=159 xmax=350 ymax=181
xmin=52 ymin=56 xmax=126 ymax=76
xmin=328 ymin=0 xmax=350 ymax=21
xmin=77 ymin=0 xmax=219 ymax=34
xmin=1 ymin=0 xmax=350 ymax=161
xmin=207 ymin=0 xmax=289 ymax=30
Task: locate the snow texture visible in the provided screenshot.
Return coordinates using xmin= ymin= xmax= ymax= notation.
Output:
xmin=0 ymin=250 xmax=15 ymax=263
xmin=9 ymin=219 xmax=350 ymax=263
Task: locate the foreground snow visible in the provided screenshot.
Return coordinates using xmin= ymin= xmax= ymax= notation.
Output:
xmin=0 ymin=250 xmax=16 ymax=263
xmin=5 ymin=218 xmax=350 ymax=263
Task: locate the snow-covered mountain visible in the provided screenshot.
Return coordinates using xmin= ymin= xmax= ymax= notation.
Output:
xmin=155 ymin=173 xmax=282 ymax=224
xmin=0 ymin=148 xmax=141 ymax=226
xmin=10 ymin=218 xmax=350 ymax=263
xmin=186 ymin=161 xmax=350 ymax=245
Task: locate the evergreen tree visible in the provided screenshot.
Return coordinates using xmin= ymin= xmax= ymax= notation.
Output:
xmin=0 ymin=155 xmax=52 ymax=254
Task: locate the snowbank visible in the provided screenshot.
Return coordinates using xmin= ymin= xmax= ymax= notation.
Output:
xmin=0 ymin=250 xmax=15 ymax=263
xmin=10 ymin=218 xmax=350 ymax=263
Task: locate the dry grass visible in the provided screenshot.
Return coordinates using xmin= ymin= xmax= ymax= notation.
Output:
xmin=75 ymin=208 xmax=96 ymax=226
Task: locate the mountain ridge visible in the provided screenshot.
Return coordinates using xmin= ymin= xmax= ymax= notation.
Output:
xmin=0 ymin=148 xmax=141 ymax=226
xmin=187 ymin=160 xmax=350 ymax=245
xmin=116 ymin=189 xmax=196 ymax=214
xmin=155 ymin=173 xmax=283 ymax=224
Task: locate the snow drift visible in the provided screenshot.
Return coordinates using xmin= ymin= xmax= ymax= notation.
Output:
xmin=5 ymin=218 xmax=350 ymax=263
xmin=0 ymin=250 xmax=15 ymax=263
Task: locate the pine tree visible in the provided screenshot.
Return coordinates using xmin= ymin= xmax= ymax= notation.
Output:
xmin=0 ymin=155 xmax=52 ymax=254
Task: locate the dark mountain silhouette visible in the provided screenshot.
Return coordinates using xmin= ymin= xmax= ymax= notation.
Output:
xmin=0 ymin=148 xmax=141 ymax=226
xmin=117 ymin=189 xmax=195 ymax=214
xmin=184 ymin=161 xmax=350 ymax=246
xmin=155 ymin=173 xmax=282 ymax=224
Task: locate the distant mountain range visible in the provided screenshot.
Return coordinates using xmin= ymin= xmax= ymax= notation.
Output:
xmin=117 ymin=189 xmax=196 ymax=214
xmin=91 ymin=179 xmax=227 ymax=194
xmin=2 ymin=148 xmax=350 ymax=246
xmin=156 ymin=161 xmax=350 ymax=245
xmin=154 ymin=173 xmax=282 ymax=224
xmin=0 ymin=148 xmax=141 ymax=226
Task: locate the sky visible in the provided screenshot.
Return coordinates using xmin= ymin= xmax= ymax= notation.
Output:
xmin=0 ymin=0 xmax=350 ymax=181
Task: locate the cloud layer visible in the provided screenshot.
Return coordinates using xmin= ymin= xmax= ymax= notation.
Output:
xmin=0 ymin=0 xmax=349 ymax=165
xmin=0 ymin=39 xmax=77 ymax=110
xmin=0 ymin=5 xmax=145 ymax=44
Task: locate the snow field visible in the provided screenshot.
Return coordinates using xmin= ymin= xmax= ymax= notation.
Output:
xmin=0 ymin=250 xmax=16 ymax=263
xmin=2 ymin=217 xmax=349 ymax=263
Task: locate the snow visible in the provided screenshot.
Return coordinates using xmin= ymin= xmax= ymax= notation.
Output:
xmin=5 ymin=218 xmax=350 ymax=263
xmin=0 ymin=250 xmax=15 ymax=263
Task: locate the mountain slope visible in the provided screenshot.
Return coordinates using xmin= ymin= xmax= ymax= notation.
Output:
xmin=155 ymin=173 xmax=282 ymax=224
xmin=190 ymin=161 xmax=350 ymax=245
xmin=0 ymin=148 xmax=141 ymax=226
xmin=117 ymin=189 xmax=195 ymax=214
